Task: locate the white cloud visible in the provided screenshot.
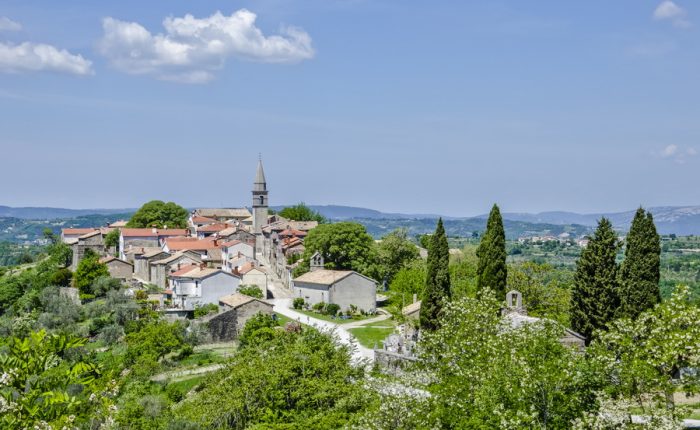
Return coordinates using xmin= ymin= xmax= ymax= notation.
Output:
xmin=98 ymin=9 xmax=315 ymax=83
xmin=658 ymin=144 xmax=697 ymax=164
xmin=661 ymin=144 xmax=678 ymax=157
xmin=653 ymin=1 xmax=691 ymax=28
xmin=0 ymin=17 xmax=21 ymax=32
xmin=0 ymin=42 xmax=93 ymax=75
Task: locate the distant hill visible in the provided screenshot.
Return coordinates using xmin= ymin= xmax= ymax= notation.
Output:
xmin=486 ymin=206 xmax=700 ymax=235
xmin=272 ymin=205 xmax=446 ymax=220
xmin=0 ymin=206 xmax=135 ymax=219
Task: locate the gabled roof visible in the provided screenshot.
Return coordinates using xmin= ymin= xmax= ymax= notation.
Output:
xmin=191 ymin=216 xmax=218 ymax=225
xmin=219 ymin=292 xmax=271 ymax=309
xmin=78 ymin=230 xmax=102 ymax=240
xmin=99 ymin=256 xmax=133 ymax=266
xmin=197 ymin=223 xmax=231 ymax=233
xmin=124 ymin=246 xmax=162 ymax=256
xmin=194 ymin=208 xmax=252 ymax=219
xmin=121 ymin=228 xmax=189 ymax=238
xmin=164 ymin=237 xmax=220 ymax=251
xmin=294 ymin=269 xmax=354 ymax=285
xmin=62 ymin=228 xmax=98 ymax=236
xmin=109 ymin=220 xmax=128 ymax=228
xmin=140 ymin=249 xmax=170 ymax=259
xmin=170 ymin=265 xmax=240 ymax=280
xmin=151 ymin=251 xmax=201 ymax=266
xmin=221 ymin=240 xmax=249 ymax=248
xmin=237 ymin=262 xmax=266 ymax=275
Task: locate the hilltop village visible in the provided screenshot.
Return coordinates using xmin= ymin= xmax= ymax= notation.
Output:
xmin=58 ymin=160 xmax=379 ymax=341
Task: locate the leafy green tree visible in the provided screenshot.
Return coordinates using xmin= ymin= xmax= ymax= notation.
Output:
xmin=104 ymin=228 xmax=120 ymax=253
xmin=0 ymin=330 xmax=105 ymax=429
xmin=449 ymin=244 xmax=479 ymax=298
xmin=174 ymin=327 xmax=371 ymax=428
xmin=507 ymin=262 xmax=571 ymax=326
xmin=420 ymin=218 xmax=451 ymax=331
xmin=126 ymin=200 xmax=189 ymax=229
xmin=571 ymin=218 xmax=620 ymax=343
xmin=419 ymin=291 xmax=596 ymax=428
xmin=619 ymin=207 xmax=661 ymax=319
xmin=375 ymin=229 xmax=420 ymax=283
xmin=389 ymin=260 xmax=426 ymax=309
xmin=295 ymin=222 xmax=377 ymax=278
xmin=278 ymin=202 xmax=327 ymax=223
xmin=42 ymin=227 xmax=57 ymax=244
xmin=588 ymin=285 xmax=700 ymax=420
xmin=476 ymin=204 xmax=507 ymax=298
xmin=73 ymin=250 xmax=109 ymax=295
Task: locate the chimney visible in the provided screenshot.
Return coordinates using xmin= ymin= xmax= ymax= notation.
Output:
xmin=152 ymin=228 xmax=157 ymax=234
xmin=177 ymin=263 xmax=181 ymax=270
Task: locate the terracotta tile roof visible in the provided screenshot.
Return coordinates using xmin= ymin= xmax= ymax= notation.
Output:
xmin=120 ymin=228 xmax=189 ymax=238
xmin=165 ymin=237 xmax=221 ymax=251
xmin=99 ymin=256 xmax=133 ymax=266
xmin=220 ymin=240 xmax=243 ymax=248
xmin=279 ymin=229 xmax=308 ymax=237
xmin=169 ymin=263 xmax=200 ymax=277
xmin=62 ymin=228 xmax=98 ymax=236
xmin=124 ymin=246 xmax=162 ymax=256
xmin=191 ymin=216 xmax=218 ymax=224
xmin=78 ymin=230 xmax=102 ymax=239
xmin=237 ymin=262 xmax=266 ymax=275
xmin=151 ymin=251 xmax=201 ymax=266
xmin=197 ymin=223 xmax=231 ymax=233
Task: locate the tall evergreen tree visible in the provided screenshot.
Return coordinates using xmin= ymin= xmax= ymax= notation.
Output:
xmin=619 ymin=207 xmax=661 ymax=319
xmin=571 ymin=218 xmax=620 ymax=343
xmin=420 ymin=218 xmax=451 ymax=331
xmin=476 ymin=204 xmax=507 ymax=298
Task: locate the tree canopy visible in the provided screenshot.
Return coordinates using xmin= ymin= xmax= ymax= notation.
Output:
xmin=278 ymin=202 xmax=327 ymax=223
xmin=126 ymin=200 xmax=189 ymax=229
xmin=295 ymin=222 xmax=377 ymax=278
xmin=375 ymin=228 xmax=420 ymax=283
xmin=476 ymin=204 xmax=507 ymax=298
xmin=570 ymin=217 xmax=620 ymax=343
xmin=619 ymin=207 xmax=661 ymax=319
xmin=73 ymin=249 xmax=110 ymax=295
xmin=420 ymin=218 xmax=451 ymax=331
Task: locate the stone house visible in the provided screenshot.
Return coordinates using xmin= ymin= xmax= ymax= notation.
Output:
xmin=149 ymin=251 xmax=202 ymax=289
xmin=99 ymin=256 xmax=133 ymax=281
xmin=168 ymin=264 xmax=241 ymax=310
xmin=221 ymin=240 xmax=255 ymax=272
xmin=292 ymin=255 xmax=377 ymax=313
xmin=61 ymin=228 xmax=98 ymax=244
xmin=203 ymin=293 xmax=274 ymax=342
xmin=161 ymin=237 xmax=222 ymax=265
xmin=133 ymin=249 xmax=169 ymax=282
xmin=119 ymin=228 xmax=188 ymax=260
xmin=71 ymin=230 xmax=108 ymax=270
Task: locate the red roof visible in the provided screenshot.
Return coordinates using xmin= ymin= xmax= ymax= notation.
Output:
xmin=279 ymin=229 xmax=308 ymax=237
xmin=197 ymin=223 xmax=230 ymax=233
xmin=165 ymin=237 xmax=220 ymax=251
xmin=191 ymin=216 xmax=218 ymax=224
xmin=62 ymin=228 xmax=98 ymax=236
xmin=121 ymin=228 xmax=189 ymax=237
xmin=169 ymin=264 xmax=200 ymax=277
xmin=220 ymin=240 xmax=243 ymax=248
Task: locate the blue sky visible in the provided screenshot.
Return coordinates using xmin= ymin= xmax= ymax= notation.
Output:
xmin=0 ymin=1 xmax=698 ymax=216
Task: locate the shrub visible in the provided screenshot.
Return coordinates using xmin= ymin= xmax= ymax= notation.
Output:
xmin=312 ymin=301 xmax=326 ymax=313
xmin=239 ymin=284 xmax=264 ymax=299
xmin=293 ymin=297 xmax=305 ymax=309
xmin=326 ymin=303 xmax=340 ymax=317
xmin=193 ymin=303 xmax=219 ymax=319
xmin=50 ymin=268 xmax=73 ymax=287
xmin=239 ymin=313 xmax=279 ymax=348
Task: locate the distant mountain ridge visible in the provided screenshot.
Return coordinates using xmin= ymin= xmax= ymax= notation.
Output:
xmin=0 ymin=206 xmax=135 ymax=219
xmin=2 ymin=204 xmax=700 ymax=235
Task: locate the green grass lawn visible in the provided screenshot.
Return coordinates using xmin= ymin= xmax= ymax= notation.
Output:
xmin=296 ymin=308 xmax=373 ymax=324
xmin=348 ymin=326 xmax=397 ymax=348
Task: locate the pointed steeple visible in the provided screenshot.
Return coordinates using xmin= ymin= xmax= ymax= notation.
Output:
xmin=254 ymin=158 xmax=266 ymax=191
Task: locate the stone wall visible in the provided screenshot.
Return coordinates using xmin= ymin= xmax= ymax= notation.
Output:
xmin=205 ymin=301 xmax=273 ymax=342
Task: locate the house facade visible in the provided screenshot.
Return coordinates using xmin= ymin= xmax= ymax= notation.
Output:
xmin=168 ymin=264 xmax=241 ymax=311
xmin=99 ymin=256 xmax=133 ymax=281
xmin=204 ymin=293 xmax=274 ymax=342
xmin=293 ymin=269 xmax=377 ymax=312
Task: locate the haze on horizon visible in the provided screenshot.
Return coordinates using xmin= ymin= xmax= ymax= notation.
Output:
xmin=0 ymin=1 xmax=698 ymax=217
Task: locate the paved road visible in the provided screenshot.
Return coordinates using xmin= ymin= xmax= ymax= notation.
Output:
xmin=271 ymin=298 xmax=376 ymax=363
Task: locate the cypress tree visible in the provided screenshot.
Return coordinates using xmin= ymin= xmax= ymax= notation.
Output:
xmin=571 ymin=218 xmax=620 ymax=343
xmin=476 ymin=204 xmax=507 ymax=298
xmin=420 ymin=218 xmax=451 ymax=331
xmin=619 ymin=208 xmax=661 ymax=319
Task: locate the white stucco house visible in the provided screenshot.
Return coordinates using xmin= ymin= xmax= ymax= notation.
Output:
xmin=168 ymin=264 xmax=241 ymax=311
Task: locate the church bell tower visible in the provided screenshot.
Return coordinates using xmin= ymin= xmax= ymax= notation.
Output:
xmin=252 ymin=158 xmax=269 ymax=250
